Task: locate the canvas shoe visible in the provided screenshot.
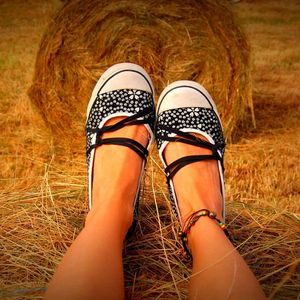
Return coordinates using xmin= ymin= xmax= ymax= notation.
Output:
xmin=85 ymin=63 xmax=155 ymax=237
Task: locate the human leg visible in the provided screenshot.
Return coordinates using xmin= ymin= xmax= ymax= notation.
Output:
xmin=156 ymin=81 xmax=266 ymax=300
xmin=164 ymin=141 xmax=266 ymax=300
xmin=44 ymin=63 xmax=155 ymax=300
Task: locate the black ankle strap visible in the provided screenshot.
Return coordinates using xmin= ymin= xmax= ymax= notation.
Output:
xmin=86 ymin=107 xmax=154 ymax=159
xmin=86 ymin=107 xmax=154 ymax=134
xmin=165 ymin=153 xmax=221 ymax=181
xmin=156 ymin=123 xmax=225 ymax=180
xmin=87 ymin=137 xmax=148 ymax=159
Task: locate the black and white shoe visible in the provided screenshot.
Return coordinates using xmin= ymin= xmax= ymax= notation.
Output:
xmin=85 ymin=63 xmax=155 ymax=237
xmin=155 ymin=80 xmax=226 ymax=224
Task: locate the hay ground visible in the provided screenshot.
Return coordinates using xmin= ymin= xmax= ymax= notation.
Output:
xmin=0 ymin=0 xmax=299 ymax=299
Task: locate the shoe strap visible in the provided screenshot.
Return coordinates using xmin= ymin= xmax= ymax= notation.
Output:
xmin=86 ymin=107 xmax=154 ymax=159
xmin=156 ymin=123 xmax=225 ymax=181
xmin=165 ymin=153 xmax=221 ymax=181
xmin=87 ymin=137 xmax=148 ymax=159
xmin=86 ymin=107 xmax=154 ymax=134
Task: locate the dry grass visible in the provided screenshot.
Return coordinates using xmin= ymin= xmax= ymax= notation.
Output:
xmin=28 ymin=0 xmax=253 ymax=144
xmin=1 ymin=0 xmax=300 ymax=299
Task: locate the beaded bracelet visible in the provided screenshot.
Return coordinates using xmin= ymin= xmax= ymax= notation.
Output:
xmin=178 ymin=209 xmax=230 ymax=258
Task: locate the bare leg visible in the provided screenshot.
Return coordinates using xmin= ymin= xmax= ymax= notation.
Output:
xmin=164 ymin=136 xmax=266 ymax=300
xmin=44 ymin=117 xmax=148 ymax=300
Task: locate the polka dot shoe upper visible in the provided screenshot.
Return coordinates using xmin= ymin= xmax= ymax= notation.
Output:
xmin=155 ymin=81 xmax=226 ymax=224
xmin=85 ymin=63 xmax=155 ymax=237
xmin=86 ymin=89 xmax=155 ymax=170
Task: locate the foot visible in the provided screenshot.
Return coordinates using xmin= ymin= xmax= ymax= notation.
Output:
xmin=85 ymin=63 xmax=155 ymax=236
xmin=155 ymin=80 xmax=225 ymax=227
xmin=163 ymin=133 xmax=223 ymax=224
xmin=86 ymin=117 xmax=149 ymax=230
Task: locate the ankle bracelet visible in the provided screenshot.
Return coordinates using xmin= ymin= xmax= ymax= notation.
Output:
xmin=179 ymin=209 xmax=230 ymax=258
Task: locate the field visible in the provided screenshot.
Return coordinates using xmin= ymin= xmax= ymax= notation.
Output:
xmin=0 ymin=0 xmax=299 ymax=299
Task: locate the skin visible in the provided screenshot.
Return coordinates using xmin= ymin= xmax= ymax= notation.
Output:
xmin=44 ymin=117 xmax=266 ymax=300
xmin=44 ymin=117 xmax=148 ymax=300
xmin=164 ymin=136 xmax=266 ymax=300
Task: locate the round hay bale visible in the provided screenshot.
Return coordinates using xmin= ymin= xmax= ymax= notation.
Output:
xmin=28 ymin=0 xmax=254 ymax=146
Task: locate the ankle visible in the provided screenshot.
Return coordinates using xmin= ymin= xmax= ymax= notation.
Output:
xmin=164 ymin=134 xmax=224 ymax=224
xmin=86 ymin=199 xmax=134 ymax=235
xmin=91 ymin=133 xmax=146 ymax=211
xmin=180 ymin=194 xmax=223 ymax=225
xmin=172 ymin=161 xmax=223 ymax=223
xmin=92 ymin=164 xmax=142 ymax=199
xmin=187 ymin=216 xmax=228 ymax=254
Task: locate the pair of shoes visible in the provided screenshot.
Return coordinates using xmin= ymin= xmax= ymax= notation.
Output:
xmin=85 ymin=63 xmax=226 ymax=240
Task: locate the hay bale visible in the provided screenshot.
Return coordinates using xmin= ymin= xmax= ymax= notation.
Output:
xmin=28 ymin=0 xmax=253 ymax=144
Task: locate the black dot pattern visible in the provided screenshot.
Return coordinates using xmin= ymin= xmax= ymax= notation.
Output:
xmin=156 ymin=106 xmax=225 ymax=219
xmin=85 ymin=89 xmax=155 ymax=168
xmin=156 ymin=107 xmax=225 ymax=155
xmin=85 ymin=88 xmax=155 ymax=236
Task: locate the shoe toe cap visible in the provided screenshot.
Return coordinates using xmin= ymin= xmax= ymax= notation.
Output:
xmin=157 ymin=80 xmax=217 ymax=114
xmin=99 ymin=63 xmax=153 ymax=95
